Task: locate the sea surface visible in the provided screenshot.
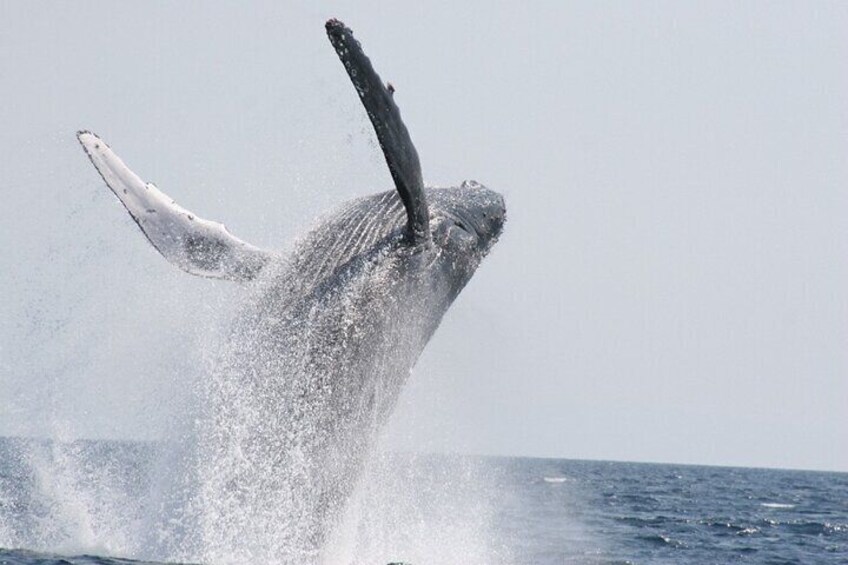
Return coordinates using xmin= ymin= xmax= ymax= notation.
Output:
xmin=0 ymin=438 xmax=845 ymax=564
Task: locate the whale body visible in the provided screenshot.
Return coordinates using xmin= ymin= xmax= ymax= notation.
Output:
xmin=77 ymin=19 xmax=505 ymax=562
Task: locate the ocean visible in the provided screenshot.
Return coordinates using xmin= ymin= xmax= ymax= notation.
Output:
xmin=0 ymin=438 xmax=845 ymax=564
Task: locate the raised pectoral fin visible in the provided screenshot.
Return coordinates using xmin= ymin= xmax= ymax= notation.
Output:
xmin=77 ymin=131 xmax=274 ymax=281
xmin=326 ymin=19 xmax=430 ymax=244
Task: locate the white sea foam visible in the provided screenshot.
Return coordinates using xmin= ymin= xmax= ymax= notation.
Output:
xmin=323 ymin=450 xmax=509 ymax=565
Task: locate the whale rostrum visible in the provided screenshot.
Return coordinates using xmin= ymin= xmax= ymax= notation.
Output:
xmin=76 ymin=18 xmax=506 ymax=562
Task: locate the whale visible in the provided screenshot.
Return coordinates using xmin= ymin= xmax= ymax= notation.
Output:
xmin=76 ymin=19 xmax=505 ymax=562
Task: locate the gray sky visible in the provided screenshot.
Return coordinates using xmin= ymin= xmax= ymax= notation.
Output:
xmin=1 ymin=1 xmax=846 ymax=472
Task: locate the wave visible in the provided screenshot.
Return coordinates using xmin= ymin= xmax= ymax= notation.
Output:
xmin=760 ymin=503 xmax=795 ymax=509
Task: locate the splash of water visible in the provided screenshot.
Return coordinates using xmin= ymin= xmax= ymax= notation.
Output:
xmin=324 ymin=450 xmax=507 ymax=565
xmin=1 ymin=258 xmax=506 ymax=565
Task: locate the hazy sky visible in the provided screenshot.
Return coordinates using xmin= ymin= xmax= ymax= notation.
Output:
xmin=1 ymin=2 xmax=846 ymax=472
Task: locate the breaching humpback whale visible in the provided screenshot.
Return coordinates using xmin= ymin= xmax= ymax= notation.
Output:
xmin=77 ymin=19 xmax=505 ymax=562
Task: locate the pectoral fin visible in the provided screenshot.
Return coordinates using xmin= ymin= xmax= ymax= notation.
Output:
xmin=326 ymin=19 xmax=430 ymax=245
xmin=77 ymin=131 xmax=274 ymax=281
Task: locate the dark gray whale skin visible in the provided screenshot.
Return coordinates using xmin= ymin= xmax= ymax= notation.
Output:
xmin=77 ymin=19 xmax=505 ymax=563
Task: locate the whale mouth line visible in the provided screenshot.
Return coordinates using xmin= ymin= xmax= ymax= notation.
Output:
xmin=454 ymin=218 xmax=474 ymax=236
xmin=451 ymin=210 xmax=485 ymax=238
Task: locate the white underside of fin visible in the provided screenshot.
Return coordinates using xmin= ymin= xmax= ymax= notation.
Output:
xmin=77 ymin=131 xmax=274 ymax=281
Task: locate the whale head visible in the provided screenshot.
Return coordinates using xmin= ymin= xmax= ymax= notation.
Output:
xmin=430 ymin=181 xmax=506 ymax=258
